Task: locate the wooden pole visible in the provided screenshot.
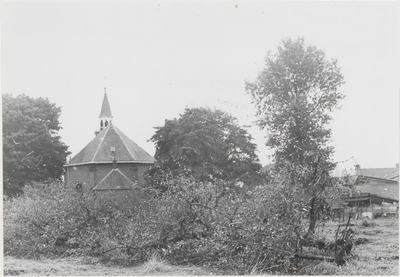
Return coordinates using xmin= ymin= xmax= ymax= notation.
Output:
xmin=370 ymin=197 xmax=373 ymax=220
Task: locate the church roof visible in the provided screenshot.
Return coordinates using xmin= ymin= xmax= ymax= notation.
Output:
xmin=66 ymin=123 xmax=155 ymax=166
xmin=99 ymin=92 xmax=113 ymax=118
xmin=92 ymin=168 xmax=135 ymax=191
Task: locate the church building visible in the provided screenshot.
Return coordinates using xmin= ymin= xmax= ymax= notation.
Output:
xmin=64 ymin=93 xmax=155 ymax=191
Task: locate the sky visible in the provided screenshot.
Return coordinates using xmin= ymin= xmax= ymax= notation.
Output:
xmin=2 ymin=0 xmax=399 ymax=176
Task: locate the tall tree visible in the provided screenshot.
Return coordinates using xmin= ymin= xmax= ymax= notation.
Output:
xmin=245 ymin=37 xmax=345 ymax=236
xmin=149 ymin=107 xmax=263 ymax=186
xmin=3 ymin=93 xmax=70 ymax=195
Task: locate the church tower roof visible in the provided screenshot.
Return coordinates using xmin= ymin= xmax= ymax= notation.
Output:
xmin=67 ymin=91 xmax=155 ymax=167
xmin=96 ymin=91 xmax=113 ymax=136
xmin=99 ymin=92 xmax=113 ymax=118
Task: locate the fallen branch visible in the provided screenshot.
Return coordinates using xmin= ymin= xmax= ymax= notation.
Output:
xmin=99 ymin=245 xmax=126 ymax=255
xmin=339 ymin=223 xmax=355 ymax=227
xmin=295 ymin=253 xmax=346 ymax=265
xmin=294 ymin=253 xmax=335 ymax=262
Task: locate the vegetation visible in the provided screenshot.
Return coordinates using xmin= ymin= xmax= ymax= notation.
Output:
xmin=4 ymin=38 xmax=382 ymax=276
xmin=148 ymin=107 xmax=264 ymax=187
xmin=4 ymin=176 xmax=356 ymax=275
xmin=296 ymin=218 xmax=399 ymax=275
xmin=2 ymin=93 xmax=70 ymax=196
xmin=245 ymin=37 xmax=344 ymax=170
xmin=246 ymin=37 xmax=345 ymax=237
xmin=4 ymin=218 xmax=398 ymax=275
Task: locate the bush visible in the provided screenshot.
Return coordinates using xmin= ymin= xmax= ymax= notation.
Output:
xmin=4 ymin=181 xmax=92 ymax=257
xmin=135 ymin=177 xmax=309 ymax=274
xmin=4 ymin=176 xmax=350 ymax=274
xmin=3 ymin=181 xmax=150 ymax=260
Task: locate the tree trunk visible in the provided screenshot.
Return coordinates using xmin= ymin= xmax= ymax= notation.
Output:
xmin=306 ymin=196 xmax=317 ymax=239
xmin=306 ymin=156 xmax=320 ymax=239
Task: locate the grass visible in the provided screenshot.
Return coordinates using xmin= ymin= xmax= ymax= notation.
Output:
xmin=3 ymin=217 xmax=398 ymax=275
xmin=138 ymin=253 xmax=174 ymax=274
xmin=3 ymin=253 xmax=211 ymax=276
xmin=297 ymin=216 xmax=399 ymax=275
xmin=136 ymin=253 xmax=210 ymax=275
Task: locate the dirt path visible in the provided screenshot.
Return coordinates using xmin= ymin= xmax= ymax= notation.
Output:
xmin=3 ymin=256 xmax=210 ymax=276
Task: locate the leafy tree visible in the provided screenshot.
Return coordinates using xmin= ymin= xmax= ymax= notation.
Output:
xmin=245 ymin=37 xmax=345 ymax=236
xmin=3 ymin=93 xmax=70 ymax=195
xmin=149 ymin=107 xmax=263 ymax=187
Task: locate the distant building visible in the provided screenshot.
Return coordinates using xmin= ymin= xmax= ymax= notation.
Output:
xmin=355 ymin=164 xmax=399 ymax=181
xmin=346 ymin=164 xmax=399 ymax=219
xmin=64 ymin=93 xmax=155 ymax=191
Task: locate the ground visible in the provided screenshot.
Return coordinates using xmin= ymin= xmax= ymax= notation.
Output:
xmin=3 ymin=217 xmax=399 ymax=275
xmin=297 ymin=216 xmax=399 ymax=275
xmin=2 ymin=255 xmax=212 ymax=276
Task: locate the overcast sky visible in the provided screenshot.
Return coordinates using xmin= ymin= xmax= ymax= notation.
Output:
xmin=2 ymin=0 xmax=399 ymax=175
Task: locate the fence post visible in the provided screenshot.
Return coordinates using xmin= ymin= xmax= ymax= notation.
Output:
xmin=370 ymin=198 xmax=373 ymax=220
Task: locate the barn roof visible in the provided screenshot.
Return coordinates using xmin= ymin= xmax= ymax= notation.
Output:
xmin=92 ymin=168 xmax=135 ymax=190
xmin=356 ymin=165 xmax=399 ymax=180
xmin=66 ymin=123 xmax=155 ymax=166
xmin=99 ymin=92 xmax=113 ymax=118
xmin=355 ymin=177 xmax=399 ymax=201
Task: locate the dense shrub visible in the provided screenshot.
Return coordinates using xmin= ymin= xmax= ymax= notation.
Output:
xmin=4 ymin=181 xmax=95 ymax=257
xmin=3 ymin=181 xmax=146 ymax=259
xmin=4 ymin=177 xmax=351 ymax=274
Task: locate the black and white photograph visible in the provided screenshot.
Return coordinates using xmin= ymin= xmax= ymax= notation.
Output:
xmin=2 ymin=0 xmax=399 ymax=275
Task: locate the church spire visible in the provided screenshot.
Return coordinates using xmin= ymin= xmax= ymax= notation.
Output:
xmin=99 ymin=88 xmax=113 ymax=118
xmin=95 ymin=89 xmax=113 ymax=136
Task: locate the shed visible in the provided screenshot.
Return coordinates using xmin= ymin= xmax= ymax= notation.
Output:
xmin=347 ymin=175 xmax=398 ymax=219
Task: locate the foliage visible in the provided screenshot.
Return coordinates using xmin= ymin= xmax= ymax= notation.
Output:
xmin=2 ymin=93 xmax=70 ymax=196
xmin=4 ymin=175 xmax=354 ymax=274
xmin=245 ymin=37 xmax=345 ymax=236
xmin=5 ymin=216 xmax=398 ymax=275
xmin=148 ymin=107 xmax=264 ymax=186
xmin=245 ymin=37 xmax=344 ymax=172
xmin=3 ymin=181 xmax=148 ymax=260
xmin=4 ymin=182 xmax=80 ymax=257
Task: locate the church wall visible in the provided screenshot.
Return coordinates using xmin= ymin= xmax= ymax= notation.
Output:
xmin=65 ymin=163 xmax=151 ymax=191
xmin=65 ymin=164 xmax=93 ymax=189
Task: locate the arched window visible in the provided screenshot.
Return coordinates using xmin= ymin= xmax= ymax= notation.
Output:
xmin=75 ymin=183 xmax=83 ymax=193
xmin=105 ymin=120 xmax=108 ymax=127
xmin=130 ymin=167 xmax=139 ymax=181
xmin=100 ymin=120 xmax=103 ymax=128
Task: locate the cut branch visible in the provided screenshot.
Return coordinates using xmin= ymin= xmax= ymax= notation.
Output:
xmin=294 ymin=253 xmax=335 ymax=262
